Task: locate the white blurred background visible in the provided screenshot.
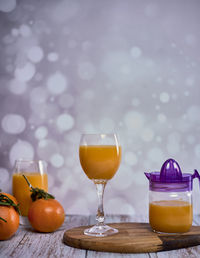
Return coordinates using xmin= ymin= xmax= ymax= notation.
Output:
xmin=0 ymin=0 xmax=200 ymax=216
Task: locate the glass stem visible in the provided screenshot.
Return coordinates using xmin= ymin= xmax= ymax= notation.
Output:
xmin=94 ymin=180 xmax=107 ymax=225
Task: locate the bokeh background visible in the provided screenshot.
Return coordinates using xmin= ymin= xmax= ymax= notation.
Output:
xmin=0 ymin=0 xmax=200 ymax=216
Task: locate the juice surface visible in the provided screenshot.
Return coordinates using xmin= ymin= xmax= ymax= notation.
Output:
xmin=79 ymin=145 xmax=121 ymax=180
xmin=149 ymin=200 xmax=192 ymax=233
xmin=12 ymin=173 xmax=48 ymax=216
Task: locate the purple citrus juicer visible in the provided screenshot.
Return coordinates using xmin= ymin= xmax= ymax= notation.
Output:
xmin=145 ymin=158 xmax=199 ymax=233
xmin=145 ymin=158 xmax=200 ymax=192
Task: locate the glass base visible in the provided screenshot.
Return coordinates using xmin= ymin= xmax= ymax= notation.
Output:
xmin=19 ymin=216 xmax=30 ymax=226
xmin=84 ymin=224 xmax=118 ymax=237
xmin=153 ymin=229 xmax=186 ymax=234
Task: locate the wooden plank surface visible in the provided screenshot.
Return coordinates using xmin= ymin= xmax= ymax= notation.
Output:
xmin=0 ymin=215 xmax=89 ymax=258
xmin=0 ymin=215 xmax=200 ymax=258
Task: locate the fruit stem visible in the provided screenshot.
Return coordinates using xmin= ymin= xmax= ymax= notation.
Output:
xmin=22 ymin=174 xmax=55 ymax=201
xmin=23 ymin=174 xmax=33 ymax=189
xmin=0 ymin=217 xmax=7 ymax=223
xmin=0 ymin=193 xmax=20 ymax=215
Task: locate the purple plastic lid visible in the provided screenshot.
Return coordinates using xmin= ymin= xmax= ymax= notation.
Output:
xmin=145 ymin=159 xmax=199 ymax=192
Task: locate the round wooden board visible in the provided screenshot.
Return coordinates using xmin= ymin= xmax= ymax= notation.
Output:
xmin=63 ymin=223 xmax=200 ymax=253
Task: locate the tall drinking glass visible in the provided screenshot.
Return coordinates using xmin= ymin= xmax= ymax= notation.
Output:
xmin=79 ymin=134 xmax=121 ymax=237
xmin=12 ymin=159 xmax=48 ymax=225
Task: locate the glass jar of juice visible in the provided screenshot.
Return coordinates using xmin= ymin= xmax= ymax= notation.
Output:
xmin=145 ymin=159 xmax=199 ymax=233
xmin=12 ymin=160 xmax=48 ymax=218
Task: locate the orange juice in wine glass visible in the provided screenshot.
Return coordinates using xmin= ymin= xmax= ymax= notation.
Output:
xmin=79 ymin=134 xmax=121 ymax=237
xmin=79 ymin=145 xmax=121 ymax=180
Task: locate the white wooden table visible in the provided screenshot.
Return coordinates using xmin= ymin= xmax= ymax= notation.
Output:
xmin=1 ymin=214 xmax=200 ymax=258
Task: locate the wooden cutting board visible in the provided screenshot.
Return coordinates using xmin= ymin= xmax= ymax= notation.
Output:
xmin=63 ymin=223 xmax=200 ymax=253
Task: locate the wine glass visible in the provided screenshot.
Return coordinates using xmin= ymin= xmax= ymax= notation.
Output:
xmin=12 ymin=159 xmax=48 ymax=225
xmin=79 ymin=134 xmax=121 ymax=237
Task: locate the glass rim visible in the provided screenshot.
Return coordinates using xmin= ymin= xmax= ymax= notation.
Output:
xmin=80 ymin=133 xmax=119 ymax=136
xmin=80 ymin=133 xmax=120 ymax=146
xmin=14 ymin=159 xmax=46 ymax=164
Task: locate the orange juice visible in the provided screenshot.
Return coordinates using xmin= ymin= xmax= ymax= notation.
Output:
xmin=12 ymin=173 xmax=48 ymax=216
xmin=79 ymin=145 xmax=121 ymax=180
xmin=149 ymin=200 xmax=192 ymax=233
